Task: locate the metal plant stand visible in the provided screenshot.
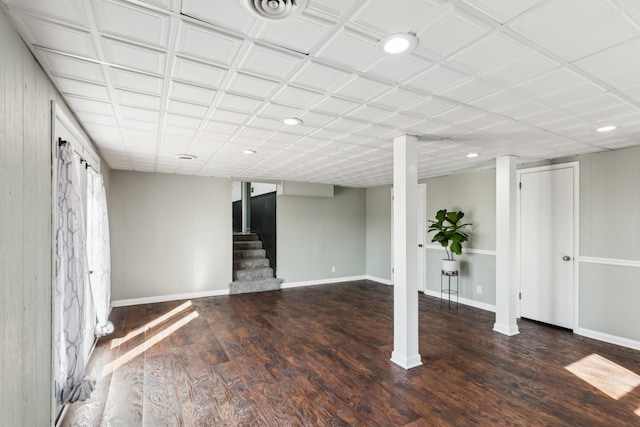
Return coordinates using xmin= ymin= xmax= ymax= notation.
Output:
xmin=440 ymin=270 xmax=459 ymax=309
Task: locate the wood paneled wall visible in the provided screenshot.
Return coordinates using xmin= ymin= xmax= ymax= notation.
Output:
xmin=0 ymin=9 xmax=101 ymax=426
xmin=250 ymin=192 xmax=277 ymax=273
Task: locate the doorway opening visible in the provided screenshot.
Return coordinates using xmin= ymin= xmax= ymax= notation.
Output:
xmin=232 ymin=181 xmax=277 ymax=274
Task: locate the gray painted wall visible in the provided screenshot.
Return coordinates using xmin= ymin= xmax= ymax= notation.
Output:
xmin=515 ymin=147 xmax=640 ymax=341
xmin=363 ymin=170 xmax=497 ymax=305
xmin=571 ymin=146 xmax=640 ymax=341
xmin=426 ymin=250 xmax=496 ymax=305
xmin=424 ymin=169 xmax=496 ymax=251
xmin=422 ymin=169 xmax=497 ymax=304
xmin=110 ymin=171 xmax=232 ymax=300
xmin=418 ymin=151 xmax=640 ymax=348
xmin=580 ymin=263 xmax=640 ymax=341
xmin=577 ymin=147 xmax=640 ymax=260
xmin=423 ymin=149 xmax=640 ymax=343
xmin=365 ymin=185 xmax=392 ymax=281
xmin=277 ymin=186 xmax=366 ymax=282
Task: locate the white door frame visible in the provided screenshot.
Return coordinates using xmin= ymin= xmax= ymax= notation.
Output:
xmin=516 ymin=162 xmax=580 ymax=332
xmin=390 ymin=183 xmax=427 ymax=293
xmin=417 ymin=184 xmax=426 ymax=293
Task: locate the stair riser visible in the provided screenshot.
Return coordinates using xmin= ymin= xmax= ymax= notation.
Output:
xmin=234 ymin=241 xmax=262 ymax=250
xmin=233 ymin=234 xmax=259 ymax=242
xmin=234 ymin=268 xmax=274 ymax=281
xmin=234 ymin=259 xmax=270 ymax=270
xmin=229 ymin=278 xmax=283 ymax=295
xmin=233 ymin=249 xmax=266 ymax=260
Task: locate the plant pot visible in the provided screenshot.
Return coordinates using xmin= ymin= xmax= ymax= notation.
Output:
xmin=441 ymin=259 xmax=460 ymax=273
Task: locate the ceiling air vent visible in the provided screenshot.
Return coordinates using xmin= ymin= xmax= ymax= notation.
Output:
xmin=241 ymin=0 xmax=308 ymax=20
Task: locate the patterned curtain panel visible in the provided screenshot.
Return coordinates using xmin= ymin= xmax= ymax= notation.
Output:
xmin=88 ymin=173 xmax=114 ymax=337
xmin=54 ymin=143 xmax=96 ymax=404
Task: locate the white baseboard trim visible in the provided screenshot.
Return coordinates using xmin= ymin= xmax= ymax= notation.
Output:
xmin=111 ymin=288 xmax=230 ymax=307
xmin=281 ymin=275 xmax=368 ymax=289
xmin=576 ymin=328 xmax=640 ymax=351
xmin=390 ymin=352 xmax=423 ymax=370
xmin=365 ymin=275 xmax=393 ymax=285
xmin=114 ymin=277 xmax=389 ymax=305
xmin=493 ymin=323 xmax=520 ymax=336
xmin=422 ymin=289 xmax=496 ymax=313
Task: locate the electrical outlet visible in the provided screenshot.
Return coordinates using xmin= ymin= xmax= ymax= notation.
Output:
xmin=476 ymin=285 xmax=482 ymax=294
xmin=331 ymin=266 xmax=336 ymax=273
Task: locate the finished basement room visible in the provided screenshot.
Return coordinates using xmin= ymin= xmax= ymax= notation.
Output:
xmin=1 ymin=0 xmax=639 ymax=425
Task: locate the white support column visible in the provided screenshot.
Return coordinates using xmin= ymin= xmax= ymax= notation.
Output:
xmin=494 ymin=155 xmax=520 ymax=336
xmin=391 ymin=134 xmax=422 ymax=369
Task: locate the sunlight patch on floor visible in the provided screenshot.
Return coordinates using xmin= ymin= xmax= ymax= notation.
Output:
xmin=102 ymin=310 xmax=199 ymax=377
xmin=565 ymin=353 xmax=640 ymax=400
xmin=110 ymin=300 xmax=193 ymax=349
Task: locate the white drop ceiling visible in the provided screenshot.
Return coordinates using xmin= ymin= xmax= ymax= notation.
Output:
xmin=3 ymin=0 xmax=640 ymax=187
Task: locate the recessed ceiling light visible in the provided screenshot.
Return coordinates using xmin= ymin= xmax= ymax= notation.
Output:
xmin=378 ymin=33 xmax=418 ymax=55
xmin=242 ymin=149 xmax=256 ymax=155
xmin=596 ymin=125 xmax=616 ymax=132
xmin=176 ymin=153 xmax=197 ymax=160
xmin=283 ymin=117 xmax=302 ymax=126
xmin=466 ymin=152 xmax=480 ymax=158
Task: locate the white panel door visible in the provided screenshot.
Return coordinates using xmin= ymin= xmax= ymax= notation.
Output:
xmin=520 ymin=167 xmax=574 ymax=329
xmin=390 ymin=183 xmax=426 ymax=292
xmin=417 ymin=184 xmax=426 ymax=292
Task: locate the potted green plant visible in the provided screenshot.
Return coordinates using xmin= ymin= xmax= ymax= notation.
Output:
xmin=427 ymin=209 xmax=471 ymax=273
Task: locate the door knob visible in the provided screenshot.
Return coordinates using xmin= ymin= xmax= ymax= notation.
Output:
xmin=418 ymin=244 xmax=423 ymax=247
xmin=562 ymin=255 xmax=571 ymax=261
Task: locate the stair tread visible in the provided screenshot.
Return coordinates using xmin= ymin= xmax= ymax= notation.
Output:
xmin=233 ymin=266 xmax=274 ymax=281
xmin=233 ymin=260 xmax=270 ymax=270
xmin=231 ymin=233 xmax=276 ymax=294
xmin=233 ymin=259 xmax=269 ymax=264
xmin=232 ymin=277 xmax=282 ymax=284
xmin=233 ymin=248 xmax=267 ymax=260
xmin=229 ymin=277 xmax=282 ymax=295
xmin=233 ymin=233 xmax=259 ymax=241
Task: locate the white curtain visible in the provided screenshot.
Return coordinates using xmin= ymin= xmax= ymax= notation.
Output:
xmin=54 ymin=143 xmax=95 ymax=404
xmin=87 ymin=172 xmax=114 ymax=337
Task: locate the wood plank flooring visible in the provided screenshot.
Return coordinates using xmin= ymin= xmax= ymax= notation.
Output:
xmin=60 ymin=281 xmax=640 ymax=426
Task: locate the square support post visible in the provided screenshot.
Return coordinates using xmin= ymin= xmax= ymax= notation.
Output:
xmin=391 ymin=135 xmax=422 ymax=369
xmin=494 ymin=155 xmax=520 ymax=336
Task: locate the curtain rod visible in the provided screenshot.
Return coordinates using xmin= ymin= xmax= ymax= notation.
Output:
xmin=58 ymin=137 xmax=98 ymax=172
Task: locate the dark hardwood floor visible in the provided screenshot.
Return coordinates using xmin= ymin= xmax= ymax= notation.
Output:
xmin=60 ymin=280 xmax=640 ymax=426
